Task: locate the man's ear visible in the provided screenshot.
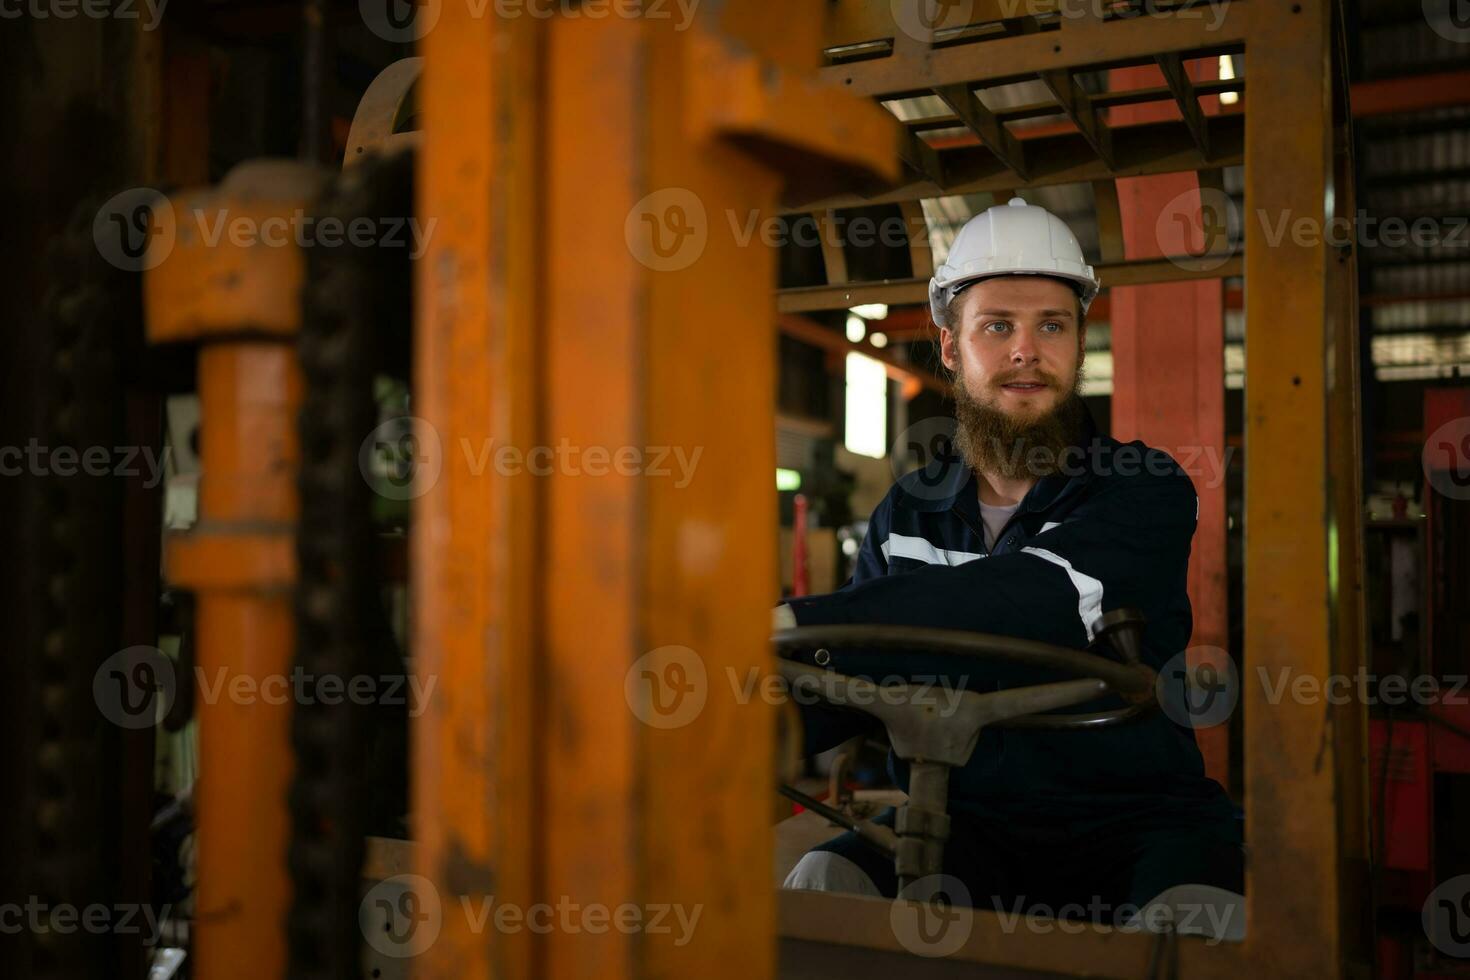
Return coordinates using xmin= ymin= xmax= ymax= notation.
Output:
xmin=939 ymin=323 xmax=960 ymax=373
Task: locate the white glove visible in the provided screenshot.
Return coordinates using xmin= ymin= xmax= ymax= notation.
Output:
xmin=772 ymin=604 xmax=797 ymax=630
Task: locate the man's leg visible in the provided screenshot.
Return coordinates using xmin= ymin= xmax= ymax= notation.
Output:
xmin=782 ymin=808 xmax=1022 ymax=907
xmin=782 ymin=808 xmax=899 ymax=897
xmin=1069 ymin=811 xmax=1245 ymax=939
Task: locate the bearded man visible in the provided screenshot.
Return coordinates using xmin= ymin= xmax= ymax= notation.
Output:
xmin=776 ymin=199 xmax=1243 ymax=938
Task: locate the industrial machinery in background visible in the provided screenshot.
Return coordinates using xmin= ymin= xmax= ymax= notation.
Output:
xmin=1370 ymin=385 xmax=1470 ymax=980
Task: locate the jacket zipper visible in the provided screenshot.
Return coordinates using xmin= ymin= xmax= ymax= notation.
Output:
xmin=951 ymin=503 xmax=990 ymax=555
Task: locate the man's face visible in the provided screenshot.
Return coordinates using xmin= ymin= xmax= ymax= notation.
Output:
xmin=939 ymin=275 xmax=1085 ymax=421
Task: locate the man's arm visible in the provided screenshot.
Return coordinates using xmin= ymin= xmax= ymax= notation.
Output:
xmin=785 ymin=454 xmax=1197 ymax=682
xmin=782 ymin=490 xmax=894 ymax=755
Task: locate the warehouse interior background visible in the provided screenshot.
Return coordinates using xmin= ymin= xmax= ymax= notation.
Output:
xmin=3 ymin=0 xmax=1470 ymax=978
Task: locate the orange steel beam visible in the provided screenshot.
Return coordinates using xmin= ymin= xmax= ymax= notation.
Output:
xmin=1107 ymin=59 xmax=1231 ymax=790
xmin=144 ymin=161 xmax=321 ymax=980
xmin=918 ymin=67 xmax=1470 ymax=154
xmin=1351 ymin=68 xmax=1470 ymax=117
xmin=859 ymin=288 xmax=1248 ymax=341
xmin=1239 ymin=0 xmax=1354 ymax=973
xmin=413 ymin=12 xmax=539 ymax=979
xmin=415 ymin=8 xmax=898 ymax=980
xmin=778 ymin=313 xmax=946 ymax=395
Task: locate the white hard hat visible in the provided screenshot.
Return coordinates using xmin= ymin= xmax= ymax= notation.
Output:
xmin=929 ymin=197 xmax=1100 ymax=327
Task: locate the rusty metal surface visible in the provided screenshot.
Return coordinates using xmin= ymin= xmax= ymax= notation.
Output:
xmin=775 ymin=254 xmax=1245 ymax=312
xmin=415 ymin=6 xmax=897 ymax=980
xmin=145 ymin=162 xmax=325 ymax=342
xmin=145 ymin=161 xmax=318 ymax=980
xmin=822 ymin=13 xmax=1246 ymax=99
xmin=414 ymin=8 xmax=540 ymax=980
xmin=176 ymin=346 xmax=302 ymax=980
xmin=785 ymin=114 xmax=1244 ymax=211
xmin=1239 ymin=1 xmax=1348 ymax=974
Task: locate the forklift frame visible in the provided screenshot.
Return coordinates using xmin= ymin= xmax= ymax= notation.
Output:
xmin=410 ymin=1 xmax=1369 ymax=977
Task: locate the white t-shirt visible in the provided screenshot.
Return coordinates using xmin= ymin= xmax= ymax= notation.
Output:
xmin=978 ymin=500 xmax=1021 ymax=550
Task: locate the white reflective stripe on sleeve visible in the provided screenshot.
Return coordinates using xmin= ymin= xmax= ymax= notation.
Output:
xmin=880 ymin=533 xmax=984 ymax=567
xmin=1020 ymin=546 xmax=1104 ymax=641
xmin=1041 ymin=521 xmax=1062 ymax=533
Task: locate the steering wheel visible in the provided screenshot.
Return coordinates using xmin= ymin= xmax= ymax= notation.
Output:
xmin=773 ymin=607 xmax=1156 ymax=729
xmin=771 ymin=609 xmax=1158 ymax=893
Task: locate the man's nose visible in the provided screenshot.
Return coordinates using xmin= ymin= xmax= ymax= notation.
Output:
xmin=1009 ymin=330 xmax=1040 ymax=364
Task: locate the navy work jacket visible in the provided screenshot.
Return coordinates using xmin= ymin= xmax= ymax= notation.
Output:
xmin=785 ymin=413 xmax=1233 ymax=826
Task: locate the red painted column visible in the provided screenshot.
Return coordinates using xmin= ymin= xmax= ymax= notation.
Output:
xmin=1107 ymin=64 xmax=1230 ymax=789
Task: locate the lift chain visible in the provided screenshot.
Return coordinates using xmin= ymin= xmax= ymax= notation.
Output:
xmin=288 ymin=148 xmax=414 ymax=980
xmin=32 ymin=197 xmax=143 ymax=979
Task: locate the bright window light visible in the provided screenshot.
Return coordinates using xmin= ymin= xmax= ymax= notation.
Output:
xmin=776 ymin=468 xmax=802 ymax=491
xmin=845 ymin=352 xmax=888 ymax=459
xmin=849 ymin=303 xmax=889 ymax=320
xmin=846 ymin=315 xmax=866 ymax=343
xmin=1219 ymin=56 xmax=1238 ymax=105
xmin=870 ymin=332 xmax=889 ymax=349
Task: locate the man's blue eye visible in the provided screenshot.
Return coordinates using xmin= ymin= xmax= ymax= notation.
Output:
xmin=985 ymin=321 xmax=1010 ymax=333
xmin=1042 ymin=321 xmax=1063 ymax=332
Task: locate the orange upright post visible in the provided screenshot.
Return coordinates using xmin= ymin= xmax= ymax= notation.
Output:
xmin=413 ymin=7 xmax=897 ymax=979
xmin=145 ymin=160 xmax=321 ymax=980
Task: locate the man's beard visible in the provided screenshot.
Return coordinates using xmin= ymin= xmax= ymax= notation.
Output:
xmin=952 ymin=358 xmax=1086 ymax=481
